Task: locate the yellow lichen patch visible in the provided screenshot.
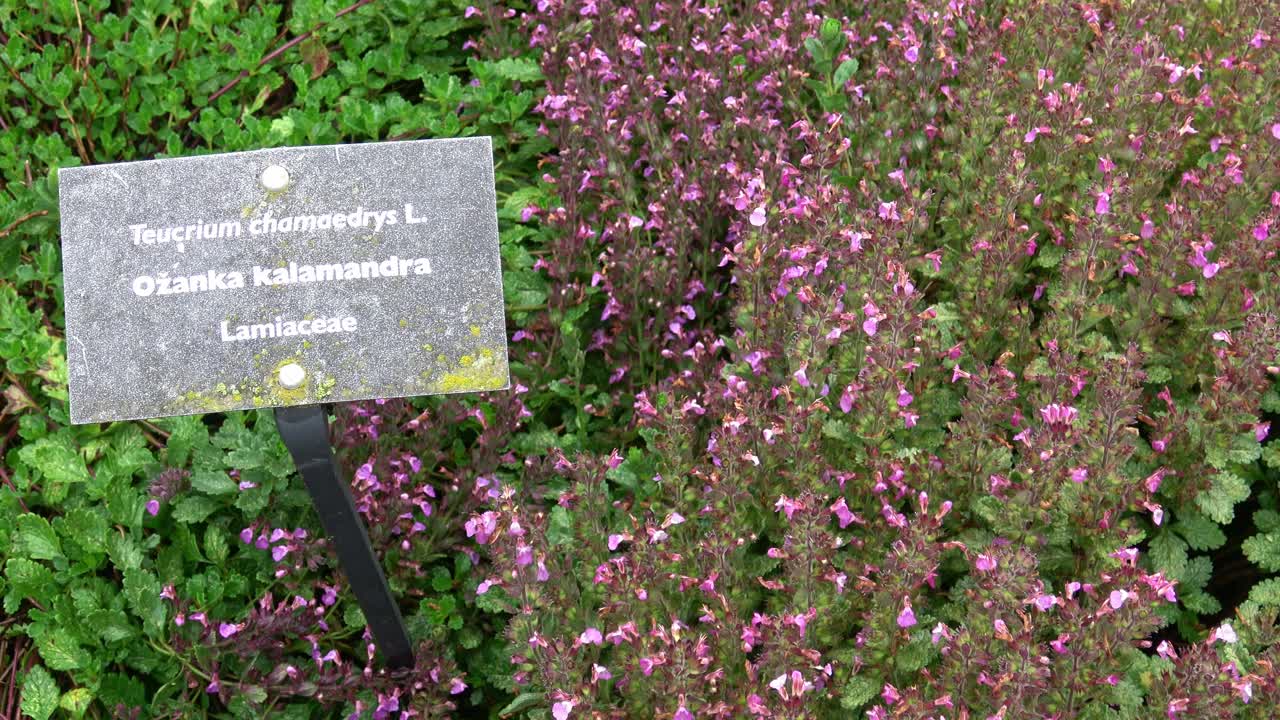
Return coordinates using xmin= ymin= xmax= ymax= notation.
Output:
xmin=428 ymin=350 xmax=509 ymax=394
xmin=470 ymin=325 xmax=482 ymax=337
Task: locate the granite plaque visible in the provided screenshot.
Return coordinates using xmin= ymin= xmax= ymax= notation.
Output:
xmin=58 ymin=138 xmax=509 ymax=424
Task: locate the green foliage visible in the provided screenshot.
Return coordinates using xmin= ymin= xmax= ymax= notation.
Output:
xmin=0 ymin=0 xmax=549 ymax=717
xmin=21 ymin=665 xmax=59 ymax=720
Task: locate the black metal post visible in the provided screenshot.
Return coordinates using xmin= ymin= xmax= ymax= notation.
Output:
xmin=274 ymin=404 xmax=414 ymax=669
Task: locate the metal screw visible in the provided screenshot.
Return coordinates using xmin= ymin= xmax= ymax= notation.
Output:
xmin=260 ymin=164 xmax=290 ymax=191
xmin=278 ymin=362 xmax=306 ymax=389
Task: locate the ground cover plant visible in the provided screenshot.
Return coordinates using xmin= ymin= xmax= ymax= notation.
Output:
xmin=2 ymin=0 xmax=1280 ymax=718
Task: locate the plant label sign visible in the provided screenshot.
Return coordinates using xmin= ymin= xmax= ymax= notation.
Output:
xmin=58 ymin=138 xmax=509 ymax=424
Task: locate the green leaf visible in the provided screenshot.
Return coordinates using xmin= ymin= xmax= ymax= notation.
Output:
xmin=21 ymin=665 xmax=58 ymax=720
xmin=498 ymin=692 xmax=542 ymax=718
xmin=15 ymin=513 xmax=63 ymax=560
xmin=36 ymin=629 xmax=88 ymax=671
xmin=172 ymin=495 xmax=219 ymax=524
xmin=59 ymin=688 xmax=93 ymax=717
xmin=17 ymin=434 xmax=89 ymax=485
xmin=105 ymin=533 xmax=143 ymax=571
xmin=894 ymin=634 xmax=938 ymax=673
xmin=123 ymin=568 xmax=166 ymax=636
xmin=488 ymin=57 xmax=543 ymax=83
xmin=546 ymin=505 xmax=574 ymax=546
xmin=1243 ymin=531 xmax=1280 ymax=572
xmin=833 ymin=58 xmax=859 ymax=87
xmin=204 ymin=525 xmax=228 ymax=565
xmin=343 ymin=603 xmax=366 ymax=629
xmin=190 ymin=469 xmax=237 ymax=495
xmin=1196 ymin=471 xmax=1250 ymax=524
xmin=1206 ymin=431 xmax=1262 ymax=469
xmin=1173 ymin=512 xmax=1226 ymax=551
xmin=60 ymin=507 xmax=108 ymax=555
xmin=1246 ymin=578 xmax=1280 ymax=607
xmin=840 ymin=673 xmax=880 ymax=711
xmin=1256 ymin=508 xmax=1280 ymax=533
xmin=4 ymin=557 xmax=55 ymax=600
xmin=429 ymin=567 xmax=452 ymax=593
xmin=1148 ymin=531 xmax=1187 ymax=576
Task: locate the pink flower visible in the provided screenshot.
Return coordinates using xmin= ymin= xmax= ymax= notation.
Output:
xmin=897 ymin=601 xmax=917 ymax=628
xmin=897 ymin=387 xmax=913 ymax=407
xmin=1108 ymin=590 xmax=1129 ymax=609
xmin=1211 ymin=623 xmax=1238 ymax=644
xmin=1070 ymin=467 xmax=1088 ymax=483
xmin=218 ymin=622 xmax=239 ymax=639
xmin=1040 ymin=403 xmax=1079 ymax=431
xmin=749 ymin=206 xmax=767 ymax=227
xmin=551 ymin=700 xmax=575 ymax=720
xmin=515 ymin=544 xmax=533 ymax=566
xmin=904 ymin=45 xmax=920 ymax=63
xmin=976 ymin=554 xmax=997 ymax=572
xmin=1271 ymin=123 xmax=1280 ymax=141
xmin=793 ymin=366 xmax=810 ymax=387
xmin=449 ymin=678 xmax=467 ymax=695
xmin=840 ymin=385 xmax=856 ymax=412
xmin=674 ymin=706 xmax=694 ymax=720
xmin=1033 ymin=594 xmax=1058 ymax=612
xmin=774 ymin=495 xmax=801 ymax=520
xmin=769 ymin=671 xmax=813 ymax=701
xmin=1095 ymin=190 xmax=1111 ymax=215
xmin=830 ymin=497 xmax=857 ymax=528
xmin=1255 ymin=422 xmax=1271 ymax=442
xmin=145 ymin=499 xmax=160 ymax=516
xmin=579 ymin=627 xmax=603 ymax=645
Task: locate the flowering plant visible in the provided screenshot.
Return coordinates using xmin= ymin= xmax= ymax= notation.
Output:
xmin=4 ymin=0 xmax=1280 ymax=719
